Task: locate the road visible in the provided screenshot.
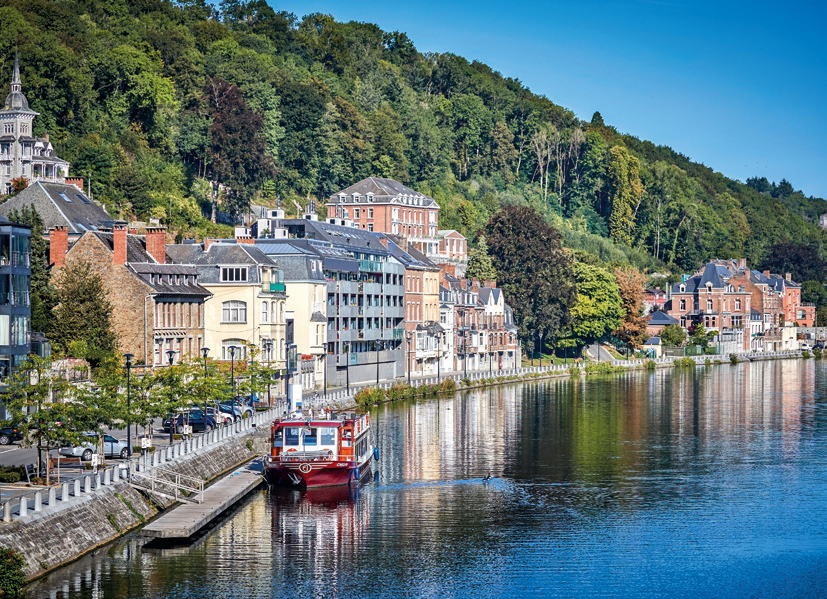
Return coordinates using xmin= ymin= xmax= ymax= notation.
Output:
xmin=586 ymin=344 xmax=616 ymax=362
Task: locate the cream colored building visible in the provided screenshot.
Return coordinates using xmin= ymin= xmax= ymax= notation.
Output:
xmin=166 ymin=242 xmax=287 ymax=371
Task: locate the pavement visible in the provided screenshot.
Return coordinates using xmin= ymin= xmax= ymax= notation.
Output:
xmin=586 ymin=344 xmax=617 ymax=362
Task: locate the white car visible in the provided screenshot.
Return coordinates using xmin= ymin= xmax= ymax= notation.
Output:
xmin=800 ymin=343 xmax=812 ymax=351
xmin=60 ymin=433 xmax=133 ymax=461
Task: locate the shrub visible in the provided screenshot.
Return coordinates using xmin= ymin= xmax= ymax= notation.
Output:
xmin=814 ymin=348 xmax=822 ymax=359
xmin=107 ymin=513 xmax=122 ymax=533
xmin=729 ymin=353 xmax=738 ymax=365
xmin=802 ymin=351 xmax=811 ymax=359
xmin=644 ymin=360 xmax=657 ymax=370
xmin=387 ymin=382 xmax=415 ymax=401
xmin=0 ymin=470 xmax=20 ymax=483
xmin=567 ymin=366 xmax=582 ymax=376
xmin=674 ymin=357 xmax=696 ymax=367
xmin=355 ymin=387 xmax=385 ymax=406
xmin=438 ymin=379 xmax=457 ymax=393
xmin=461 ymin=377 xmax=472 ymax=387
xmin=585 ymin=362 xmax=625 ymax=374
xmin=0 ymin=548 xmax=27 ymax=597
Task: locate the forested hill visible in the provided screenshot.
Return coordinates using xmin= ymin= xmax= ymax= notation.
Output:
xmin=1 ymin=0 xmax=824 ymax=272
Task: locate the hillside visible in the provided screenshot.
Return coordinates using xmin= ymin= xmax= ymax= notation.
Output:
xmin=1 ymin=0 xmax=824 ymax=272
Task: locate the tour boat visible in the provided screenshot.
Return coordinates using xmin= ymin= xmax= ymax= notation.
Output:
xmin=264 ymin=410 xmax=374 ymax=488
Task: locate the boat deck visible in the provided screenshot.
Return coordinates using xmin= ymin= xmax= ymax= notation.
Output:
xmin=142 ymin=458 xmax=265 ymax=539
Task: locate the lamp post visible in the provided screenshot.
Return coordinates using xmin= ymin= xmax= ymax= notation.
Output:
xmin=538 ymin=331 xmax=544 ymax=368
xmin=406 ymin=332 xmax=412 ymax=384
xmin=166 ymin=350 xmax=176 ymax=443
xmin=489 ymin=332 xmax=493 ymax=376
xmin=166 ymin=349 xmax=175 ymax=367
xmin=436 ymin=332 xmax=442 ymax=381
xmin=201 ymin=347 xmax=210 ymax=426
xmin=375 ymin=339 xmax=381 ymax=386
xmin=229 ymin=346 xmax=237 ymax=401
xmin=457 ymin=308 xmax=466 ymax=378
xmin=263 ymin=340 xmax=272 ymax=407
xmin=123 ymin=353 xmax=134 ymax=472
xmin=530 ymin=331 xmax=534 ymax=367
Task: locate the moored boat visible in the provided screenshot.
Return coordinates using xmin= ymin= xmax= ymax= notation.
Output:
xmin=264 ymin=410 xmax=373 ymax=488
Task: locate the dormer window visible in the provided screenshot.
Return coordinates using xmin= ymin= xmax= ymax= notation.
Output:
xmin=679 ymin=284 xmax=686 ymax=293
xmin=221 ymin=267 xmax=248 ymax=282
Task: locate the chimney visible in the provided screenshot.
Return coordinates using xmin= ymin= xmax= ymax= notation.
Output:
xmin=470 ymin=279 xmax=481 ymax=292
xmin=378 ymin=236 xmax=388 ymax=249
xmin=113 ymin=225 xmax=127 ymax=266
xmin=739 ymin=258 xmax=747 ymax=268
xmin=146 ymin=227 xmax=167 ymax=264
xmin=43 ymin=131 xmax=49 ymax=143
xmin=785 ymin=272 xmax=791 ymax=282
xmin=237 ymin=235 xmax=255 ymax=245
xmin=65 ymin=178 xmax=84 ymax=192
xmin=49 ymin=226 xmax=68 ymax=267
xmin=763 ymin=270 xmax=770 ymax=278
xmin=204 ymin=238 xmax=215 ymax=251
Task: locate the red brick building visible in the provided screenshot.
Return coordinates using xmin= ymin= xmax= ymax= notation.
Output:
xmin=50 ymin=225 xmax=211 ymax=365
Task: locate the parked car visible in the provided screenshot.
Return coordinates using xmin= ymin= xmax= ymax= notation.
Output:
xmin=60 ymin=433 xmax=133 ymax=461
xmin=205 ymin=407 xmax=233 ymax=425
xmin=801 ymin=342 xmax=812 ymax=351
xmin=162 ymin=411 xmax=217 ymax=434
xmin=218 ymin=401 xmax=253 ymax=422
xmin=0 ymin=427 xmax=23 ymax=445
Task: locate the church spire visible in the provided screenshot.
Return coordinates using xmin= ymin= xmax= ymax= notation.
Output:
xmin=10 ymin=48 xmax=20 ymax=93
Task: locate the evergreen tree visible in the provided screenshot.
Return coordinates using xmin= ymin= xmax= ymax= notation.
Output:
xmin=51 ymin=262 xmax=117 ymax=361
xmin=466 ymin=236 xmax=497 ymax=281
xmin=607 ymin=146 xmax=643 ymax=246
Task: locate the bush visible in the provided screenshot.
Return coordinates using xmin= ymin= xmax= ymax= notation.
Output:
xmin=0 ymin=468 xmax=21 ymax=483
xmin=0 ymin=548 xmax=26 ymax=597
xmin=814 ymin=348 xmax=822 ymax=359
xmin=438 ymin=379 xmax=456 ymax=393
xmin=674 ymin=357 xmax=696 ymax=367
xmin=585 ymin=362 xmax=625 ymax=374
xmin=567 ymin=366 xmax=581 ymax=376
xmin=802 ymin=351 xmax=811 ymax=359
xmin=644 ymin=360 xmax=657 ymax=370
xmin=354 ymin=387 xmax=385 ymax=406
xmin=729 ymin=353 xmax=738 ymax=364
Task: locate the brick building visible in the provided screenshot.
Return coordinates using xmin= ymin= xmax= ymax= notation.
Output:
xmin=50 ymin=226 xmax=211 ymax=365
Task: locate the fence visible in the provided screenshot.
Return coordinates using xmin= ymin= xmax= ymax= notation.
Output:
xmin=0 ymin=407 xmax=279 ymax=524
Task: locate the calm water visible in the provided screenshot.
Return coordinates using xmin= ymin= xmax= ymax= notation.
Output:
xmin=28 ymin=360 xmax=827 ymax=598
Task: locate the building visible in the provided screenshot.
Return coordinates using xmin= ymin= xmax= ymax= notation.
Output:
xmin=0 ymin=215 xmax=31 ymax=397
xmin=50 ymin=226 xmax=211 ymax=365
xmin=277 ymin=217 xmax=406 ymax=387
xmin=165 ymin=240 xmax=287 ymax=370
xmin=645 ymin=310 xmax=679 ymax=338
xmin=0 ymin=180 xmax=113 ymax=237
xmin=642 ymin=287 xmax=669 ymax=314
xmin=0 ymin=51 xmax=69 ymax=194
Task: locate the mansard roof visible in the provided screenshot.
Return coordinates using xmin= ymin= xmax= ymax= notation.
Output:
xmin=330 ymin=177 xmax=438 ymax=207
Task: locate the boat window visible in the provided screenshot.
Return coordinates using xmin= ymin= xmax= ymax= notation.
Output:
xmin=284 ymin=428 xmax=300 ymax=446
xmin=320 ymin=427 xmax=336 ymax=446
xmin=273 ymin=428 xmax=283 ymax=447
xmin=303 ymin=427 xmax=317 ymax=446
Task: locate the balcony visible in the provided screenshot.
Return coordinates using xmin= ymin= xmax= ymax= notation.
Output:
xmin=359 ymin=259 xmax=383 ymax=273
xmin=264 ymin=282 xmax=286 ymax=294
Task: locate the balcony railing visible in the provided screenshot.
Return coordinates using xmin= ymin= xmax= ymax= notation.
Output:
xmin=265 ymin=282 xmax=286 ymax=294
xmin=359 ymin=260 xmax=383 ymax=273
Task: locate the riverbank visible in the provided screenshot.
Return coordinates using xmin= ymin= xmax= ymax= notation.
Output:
xmin=0 ymin=427 xmax=271 ymax=584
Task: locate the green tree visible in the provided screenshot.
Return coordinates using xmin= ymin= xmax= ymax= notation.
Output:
xmin=484 ymin=206 xmax=576 ymax=340
xmin=567 ymin=262 xmax=624 ymax=346
xmin=802 ymin=281 xmax=827 ymax=307
xmin=660 ymin=324 xmax=686 ymax=347
xmin=51 ymin=262 xmax=117 ymax=361
xmin=607 ymin=145 xmax=643 ymax=246
xmin=465 ymin=236 xmax=497 ymax=281
xmin=688 ymin=322 xmax=713 ymax=348
xmin=759 ymin=243 xmax=825 ymax=283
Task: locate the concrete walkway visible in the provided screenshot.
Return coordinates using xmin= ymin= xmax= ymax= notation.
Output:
xmin=141 ymin=458 xmax=265 ymax=539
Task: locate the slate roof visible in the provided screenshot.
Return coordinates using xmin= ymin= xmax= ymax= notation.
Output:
xmin=253 ymin=240 xmax=328 ymax=283
xmin=282 ymin=219 xmax=390 ymax=255
xmin=644 ymin=337 xmax=662 ymax=346
xmin=478 ymin=286 xmax=502 ymax=306
xmin=0 ymin=181 xmax=114 ymax=234
xmin=92 ymin=232 xmax=155 ymax=264
xmin=329 ymin=177 xmax=437 ymax=207
xmin=165 ymin=242 xmax=278 ymax=285
xmin=647 ymin=311 xmax=679 ymax=326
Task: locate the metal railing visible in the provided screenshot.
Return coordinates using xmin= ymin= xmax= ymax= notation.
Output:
xmin=131 ymin=467 xmax=204 ymax=504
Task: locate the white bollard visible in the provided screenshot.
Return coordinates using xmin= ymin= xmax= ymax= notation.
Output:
xmin=74 ymin=478 xmax=81 ymax=497
xmin=48 ymin=486 xmax=56 ymax=507
xmin=83 ymin=475 xmax=91 ymax=494
xmin=34 ymin=491 xmax=42 ymax=512
xmin=3 ymin=501 xmax=11 ymax=522
xmin=61 ymin=482 xmax=69 ymax=501
xmin=19 ymin=496 xmax=27 ymax=518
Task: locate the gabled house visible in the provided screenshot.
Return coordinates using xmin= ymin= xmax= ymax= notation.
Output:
xmin=0 ymin=181 xmax=114 ymax=236
xmin=50 ymin=226 xmax=211 ymax=365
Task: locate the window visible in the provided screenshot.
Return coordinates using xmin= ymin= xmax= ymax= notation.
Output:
xmin=20 ymin=124 xmax=28 ymax=134
xmin=368 ymin=208 xmax=373 ymax=219
xmin=354 ymin=208 xmax=360 ymax=219
xmin=735 ymin=299 xmax=741 ymax=311
xmin=707 ymin=299 xmax=713 ymax=311
xmin=2 ymin=124 xmax=11 ymax=134
xmin=221 ymin=340 xmax=246 ymax=360
xmin=221 ymin=267 xmax=247 ymax=282
xmin=222 ymin=301 xmax=247 ymax=323
xmin=262 ymin=301 xmax=269 ymax=322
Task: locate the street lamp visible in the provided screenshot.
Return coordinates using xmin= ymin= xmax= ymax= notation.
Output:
xmin=201 ymin=347 xmax=210 ymax=426
xmin=123 ymin=353 xmax=134 ymax=470
xmin=436 ymin=332 xmax=442 ymax=381
xmin=538 ymin=331 xmax=544 ymax=368
xmin=263 ymin=340 xmax=273 ymax=407
xmin=530 ymin=331 xmax=534 ymax=367
xmin=457 ymin=308 xmax=466 ymax=378
xmin=489 ymin=332 xmax=493 ymax=376
xmin=166 ymin=349 xmax=176 ymax=366
xmin=375 ymin=339 xmax=381 ymax=386
xmin=406 ymin=332 xmax=412 ymax=384
xmin=229 ymin=345 xmax=237 ymax=401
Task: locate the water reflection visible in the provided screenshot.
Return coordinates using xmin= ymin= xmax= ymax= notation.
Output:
xmin=27 ymin=360 xmax=827 ymax=598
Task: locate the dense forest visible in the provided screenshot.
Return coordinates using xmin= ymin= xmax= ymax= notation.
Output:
xmin=1 ymin=0 xmax=825 ymax=274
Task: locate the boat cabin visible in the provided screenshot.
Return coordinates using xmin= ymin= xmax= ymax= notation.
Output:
xmin=270 ymin=412 xmax=371 ymax=463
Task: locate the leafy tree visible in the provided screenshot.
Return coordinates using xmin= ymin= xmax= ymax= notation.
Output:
xmin=484 ymin=206 xmax=576 ymax=340
xmin=205 ymin=77 xmax=274 ymax=219
xmin=51 ymin=262 xmax=117 ymax=361
xmin=613 ymin=266 xmax=648 ymax=349
xmin=567 ymin=262 xmax=624 ymax=347
xmin=802 ymin=281 xmax=827 ymax=307
xmin=688 ymin=322 xmax=713 ymax=348
xmin=607 ymin=145 xmax=643 ymax=246
xmin=759 ymin=242 xmax=825 ymax=283
xmin=660 ymin=324 xmax=686 ymax=347
xmin=465 ymin=236 xmax=497 ymax=281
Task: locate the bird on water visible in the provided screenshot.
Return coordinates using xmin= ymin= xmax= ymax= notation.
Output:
xmin=482 ymin=473 xmax=492 ymax=482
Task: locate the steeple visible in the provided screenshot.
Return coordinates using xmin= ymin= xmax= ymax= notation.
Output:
xmin=2 ymin=48 xmax=31 ymax=113
xmin=10 ymin=49 xmax=20 ymax=93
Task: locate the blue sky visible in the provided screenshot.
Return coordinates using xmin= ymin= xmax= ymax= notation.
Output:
xmin=275 ymin=0 xmax=826 ymax=199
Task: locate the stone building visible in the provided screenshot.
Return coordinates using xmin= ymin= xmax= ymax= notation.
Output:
xmin=0 ymin=51 xmax=69 ymax=194
xmin=50 ymin=226 xmax=211 ymax=365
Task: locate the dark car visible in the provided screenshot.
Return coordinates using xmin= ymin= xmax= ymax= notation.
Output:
xmin=0 ymin=427 xmax=23 ymax=445
xmin=162 ymin=411 xmax=217 ymax=434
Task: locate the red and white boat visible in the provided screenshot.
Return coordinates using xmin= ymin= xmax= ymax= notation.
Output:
xmin=264 ymin=411 xmax=374 ymax=488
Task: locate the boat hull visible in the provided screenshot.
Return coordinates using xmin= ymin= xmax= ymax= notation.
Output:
xmin=265 ymin=455 xmax=372 ymax=488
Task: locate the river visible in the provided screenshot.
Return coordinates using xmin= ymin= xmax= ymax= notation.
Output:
xmin=27 ymin=359 xmax=827 ymax=598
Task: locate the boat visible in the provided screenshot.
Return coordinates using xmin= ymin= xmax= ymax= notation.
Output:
xmin=264 ymin=410 xmax=374 ymax=488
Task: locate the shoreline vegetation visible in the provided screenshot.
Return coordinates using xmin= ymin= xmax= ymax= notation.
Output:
xmin=351 ymin=351 xmax=811 ymax=408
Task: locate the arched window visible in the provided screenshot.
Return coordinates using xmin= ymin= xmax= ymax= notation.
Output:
xmin=261 ymin=301 xmax=269 ymax=323
xmin=707 ymin=299 xmax=713 ymax=311
xmin=280 ymin=338 xmax=285 ymax=359
xmin=280 ymin=303 xmax=284 ymax=323
xmin=221 ymin=340 xmax=246 ymax=360
xmin=222 ymin=301 xmax=247 ymax=323
xmin=271 ymin=301 xmax=276 ymax=323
